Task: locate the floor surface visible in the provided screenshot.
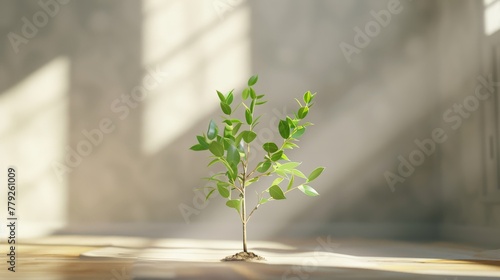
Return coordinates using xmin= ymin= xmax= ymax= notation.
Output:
xmin=1 ymin=235 xmax=500 ymax=279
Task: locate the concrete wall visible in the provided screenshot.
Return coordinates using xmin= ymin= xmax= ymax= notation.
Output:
xmin=1 ymin=0 xmax=499 ymax=243
xmin=436 ymin=0 xmax=500 ymax=245
xmin=248 ymin=0 xmax=444 ymax=240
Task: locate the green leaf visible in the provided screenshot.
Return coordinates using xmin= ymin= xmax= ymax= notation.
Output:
xmin=226 ymin=199 xmax=242 ymax=213
xmin=218 ymin=180 xmax=231 ymax=187
xmin=269 ymin=185 xmax=286 ymax=200
xmin=310 ymin=92 xmax=316 ymax=103
xmin=224 ymin=125 xmax=234 ymax=139
xmin=205 ymin=189 xmax=216 ymax=201
xmin=272 ymin=177 xmax=284 ymax=186
xmin=217 ymin=184 xmax=230 ymax=198
xmin=238 ymin=139 xmax=245 ymax=151
xmin=256 ymin=94 xmax=265 ymax=99
xmin=232 ymin=123 xmax=243 ymax=135
xmin=292 ymin=127 xmax=306 ymax=139
xmin=298 ymin=185 xmax=319 ymax=196
xmin=207 ymin=158 xmax=220 ymax=167
xmin=252 ymin=115 xmax=262 ymax=127
xmin=281 ymin=153 xmax=290 ymax=161
xmin=203 ymin=172 xmax=226 ymax=181
xmin=217 ymin=160 xmax=234 ymax=178
xmin=286 ymin=116 xmax=297 ymax=129
xmin=242 ymin=88 xmax=250 ymax=100
xmin=207 ymin=120 xmax=218 ymax=140
xmin=256 ymin=101 xmax=267 ymax=105
xmin=226 ymin=142 xmax=240 ymax=165
xmin=277 ymin=161 xmax=301 ymax=171
xmin=248 ymin=75 xmax=258 ymax=86
xmin=235 ymin=132 xmax=244 ymax=148
xmin=241 ymin=131 xmax=257 ymax=143
xmin=307 ymin=167 xmax=325 ymax=182
xmin=223 ymin=138 xmax=232 ymax=150
xmin=298 ymin=106 xmax=309 ymax=119
xmin=279 ymin=120 xmax=290 ymax=139
xmin=257 ymin=160 xmax=272 ymax=173
xmin=259 ymin=198 xmax=269 ymax=204
xmin=287 ymin=175 xmax=295 ymax=191
xmin=249 ymin=87 xmax=257 ymax=99
xmin=245 ymin=109 xmax=253 ymax=125
xmin=229 ymin=163 xmax=238 ymax=181
xmin=284 ymin=142 xmax=299 ymax=149
xmin=303 ymin=91 xmax=312 ymax=104
xmin=246 ymin=177 xmax=259 ymax=187
xmin=190 ymin=144 xmax=206 ymax=151
xmin=250 ymin=99 xmax=256 ymax=113
xmin=271 ymin=150 xmax=283 ymax=161
xmin=275 ymin=169 xmax=287 ymax=177
xmin=226 ymin=90 xmax=234 ymax=105
xmin=224 ymin=123 xmax=233 ymax=131
xmin=263 ymin=142 xmax=278 ymax=153
xmin=217 ymin=90 xmax=225 ymax=102
xmin=197 ymin=135 xmax=208 ymax=147
xmin=209 ymin=141 xmax=224 ymax=157
xmin=220 ymin=102 xmax=231 ymax=115
xmin=291 ymin=169 xmax=307 ymax=179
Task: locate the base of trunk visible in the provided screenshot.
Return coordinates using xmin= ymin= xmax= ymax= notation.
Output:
xmin=221 ymin=251 xmax=266 ymax=262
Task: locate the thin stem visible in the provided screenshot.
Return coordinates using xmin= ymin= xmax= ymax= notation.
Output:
xmin=248 ymin=185 xmax=302 ymax=223
xmin=241 ymin=142 xmax=249 ymax=253
xmin=249 ymin=171 xmax=271 ymax=181
xmin=246 ymin=162 xmax=265 ymax=178
xmin=246 ymin=163 xmax=259 ymax=178
xmin=242 ymin=186 xmax=247 ymax=252
xmin=246 ymin=203 xmax=260 ymax=222
xmin=284 ymin=186 xmax=299 ymax=194
xmin=233 ymin=181 xmax=243 ymax=195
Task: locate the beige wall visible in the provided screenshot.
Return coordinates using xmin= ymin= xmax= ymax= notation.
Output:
xmin=1 ymin=0 xmax=499 ymax=243
xmin=436 ymin=0 xmax=500 ymax=245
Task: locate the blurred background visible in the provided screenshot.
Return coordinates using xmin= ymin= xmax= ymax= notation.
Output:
xmin=1 ymin=0 xmax=500 ymax=247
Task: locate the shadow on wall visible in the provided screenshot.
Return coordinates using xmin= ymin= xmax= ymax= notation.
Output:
xmin=0 ymin=0 xmax=465 ymax=240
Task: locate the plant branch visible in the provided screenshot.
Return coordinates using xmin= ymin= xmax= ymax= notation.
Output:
xmin=241 ymin=138 xmax=249 ymax=252
xmin=247 ymin=184 xmax=303 ymax=222
xmin=245 ymin=165 xmax=259 ymax=179
xmin=238 ymin=208 xmax=245 ymax=223
xmin=240 ymin=166 xmax=246 ymax=223
xmin=284 ymin=186 xmax=300 ymax=194
xmin=248 ymin=171 xmax=272 ymax=181
xmin=246 ymin=203 xmax=260 ymax=222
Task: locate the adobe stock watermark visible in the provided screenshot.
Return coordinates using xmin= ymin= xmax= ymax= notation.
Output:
xmin=339 ymin=0 xmax=412 ymax=63
xmin=282 ymin=235 xmax=340 ymax=280
xmin=179 ymin=171 xmax=217 ymax=225
xmin=179 ymin=105 xmax=290 ymax=224
xmin=8 ymin=0 xmax=72 ymax=54
xmin=212 ymin=0 xmax=245 ymax=20
xmin=385 ymin=74 xmax=500 ymax=192
xmin=51 ymin=66 xmax=169 ymax=181
xmin=110 ymin=267 xmax=130 ymax=280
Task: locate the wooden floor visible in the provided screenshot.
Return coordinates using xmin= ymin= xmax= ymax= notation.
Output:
xmin=1 ymin=236 xmax=500 ymax=279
